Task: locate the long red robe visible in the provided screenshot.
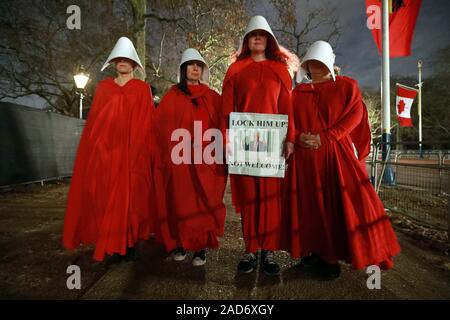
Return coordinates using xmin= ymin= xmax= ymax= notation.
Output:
xmin=63 ymin=78 xmax=155 ymax=261
xmin=284 ymin=76 xmax=401 ymax=270
xmin=222 ymin=57 xmax=295 ymax=253
xmin=152 ymin=84 xmax=227 ymax=252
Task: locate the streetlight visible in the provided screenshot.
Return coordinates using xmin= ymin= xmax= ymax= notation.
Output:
xmin=73 ymin=66 xmax=89 ymax=119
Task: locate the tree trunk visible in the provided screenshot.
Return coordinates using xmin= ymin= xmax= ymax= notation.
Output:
xmin=131 ymin=0 xmax=146 ymax=80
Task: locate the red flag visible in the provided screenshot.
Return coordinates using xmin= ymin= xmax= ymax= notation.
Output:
xmin=396 ymin=84 xmax=417 ymax=127
xmin=366 ymin=0 xmax=422 ymax=57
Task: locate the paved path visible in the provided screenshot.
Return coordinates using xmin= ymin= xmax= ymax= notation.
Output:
xmin=0 ymin=181 xmax=449 ymax=299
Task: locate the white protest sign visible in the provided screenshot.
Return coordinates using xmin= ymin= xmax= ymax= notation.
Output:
xmin=228 ymin=112 xmax=288 ymax=178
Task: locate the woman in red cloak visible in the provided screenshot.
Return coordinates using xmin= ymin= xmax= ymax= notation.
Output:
xmin=284 ymin=41 xmax=400 ymax=279
xmin=63 ymin=37 xmax=155 ymax=262
xmin=222 ymin=16 xmax=297 ymax=276
xmin=152 ymin=48 xmax=226 ymax=267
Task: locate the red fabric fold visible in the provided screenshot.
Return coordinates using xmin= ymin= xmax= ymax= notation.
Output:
xmin=366 ymin=0 xmax=422 ymax=57
xmin=152 ymin=84 xmax=227 ymax=252
xmin=63 ymin=78 xmax=156 ymax=261
xmin=283 ymin=76 xmax=400 ymax=270
xmin=221 ymin=57 xmax=294 ymax=253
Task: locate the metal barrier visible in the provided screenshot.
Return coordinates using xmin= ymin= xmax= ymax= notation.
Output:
xmin=368 ymin=141 xmax=450 ymax=233
xmin=0 ymin=102 xmax=84 ymax=187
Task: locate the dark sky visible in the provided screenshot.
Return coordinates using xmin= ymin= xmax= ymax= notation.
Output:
xmin=334 ymin=0 xmax=450 ymax=89
xmin=6 ymin=0 xmax=450 ymax=108
xmin=249 ymin=0 xmax=450 ymax=89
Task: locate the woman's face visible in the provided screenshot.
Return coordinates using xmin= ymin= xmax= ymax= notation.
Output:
xmin=247 ymin=30 xmax=268 ymax=53
xmin=186 ymin=61 xmax=203 ymax=83
xmin=305 ymin=60 xmax=330 ymax=80
xmin=114 ymin=57 xmax=135 ymax=74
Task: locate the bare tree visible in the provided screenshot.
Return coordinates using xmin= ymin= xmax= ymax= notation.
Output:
xmin=269 ymin=0 xmax=341 ymax=58
xmin=0 ymin=0 xmax=136 ymax=116
xmin=363 ymin=93 xmax=382 ymax=141
xmin=130 ymin=0 xmax=147 ymax=80
xmin=0 ymin=0 xmax=344 ymax=115
xmin=145 ymin=0 xmax=248 ymax=93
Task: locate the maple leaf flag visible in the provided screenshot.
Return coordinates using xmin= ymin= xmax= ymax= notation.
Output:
xmin=396 ymin=84 xmax=418 ymax=127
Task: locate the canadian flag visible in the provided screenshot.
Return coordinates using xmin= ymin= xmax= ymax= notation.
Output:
xmin=396 ymin=84 xmax=417 ymax=127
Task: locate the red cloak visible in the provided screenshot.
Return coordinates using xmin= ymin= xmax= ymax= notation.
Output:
xmin=63 ymin=78 xmax=155 ymax=261
xmin=221 ymin=57 xmax=295 ymax=253
xmin=152 ymin=84 xmax=227 ymax=252
xmin=284 ymin=76 xmax=400 ymax=270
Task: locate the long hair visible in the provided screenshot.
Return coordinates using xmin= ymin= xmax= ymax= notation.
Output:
xmin=177 ymin=62 xmax=191 ymax=96
xmin=176 ymin=62 xmax=199 ymax=107
xmin=232 ymin=33 xmax=300 ymax=77
xmin=237 ymin=33 xmax=289 ymax=65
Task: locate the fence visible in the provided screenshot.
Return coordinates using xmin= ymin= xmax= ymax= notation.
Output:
xmin=0 ymin=102 xmax=84 ymax=187
xmin=1 ymin=103 xmax=448 ymax=234
xmin=367 ymin=141 xmax=450 ymax=233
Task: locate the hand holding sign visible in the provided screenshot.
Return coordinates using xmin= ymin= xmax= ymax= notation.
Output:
xmin=228 ymin=112 xmax=288 ymax=178
xmin=284 ymin=141 xmax=294 ymax=159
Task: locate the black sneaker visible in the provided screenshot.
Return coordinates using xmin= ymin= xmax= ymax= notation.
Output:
xmin=237 ymin=253 xmax=257 ymax=274
xmin=298 ymin=253 xmax=341 ymax=280
xmin=297 ymin=253 xmax=321 ymax=270
xmin=172 ymin=247 xmax=187 ymax=261
xmin=261 ymin=250 xmax=281 ymax=276
xmin=124 ymin=247 xmax=137 ymax=262
xmin=106 ymin=253 xmax=123 ymax=265
xmin=319 ymin=262 xmax=341 ymax=280
xmin=192 ymin=250 xmax=206 ymax=266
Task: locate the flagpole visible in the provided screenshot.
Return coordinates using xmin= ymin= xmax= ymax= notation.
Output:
xmin=417 ymin=60 xmax=423 ymax=158
xmin=381 ymin=0 xmax=395 ymax=185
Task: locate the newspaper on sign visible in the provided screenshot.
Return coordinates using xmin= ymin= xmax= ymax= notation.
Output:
xmin=227 ymin=112 xmax=288 ymax=178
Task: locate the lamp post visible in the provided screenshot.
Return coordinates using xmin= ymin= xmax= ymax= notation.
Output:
xmin=73 ymin=66 xmax=89 ymax=119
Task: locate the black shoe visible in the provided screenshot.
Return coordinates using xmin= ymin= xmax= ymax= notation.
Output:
xmin=124 ymin=247 xmax=137 ymax=262
xmin=106 ymin=253 xmax=123 ymax=265
xmin=319 ymin=262 xmax=341 ymax=280
xmin=298 ymin=253 xmax=341 ymax=280
xmin=261 ymin=250 xmax=281 ymax=276
xmin=192 ymin=250 xmax=206 ymax=267
xmin=172 ymin=247 xmax=187 ymax=261
xmin=297 ymin=253 xmax=321 ymax=270
xmin=237 ymin=253 xmax=257 ymax=274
